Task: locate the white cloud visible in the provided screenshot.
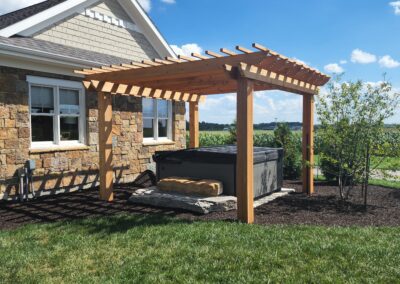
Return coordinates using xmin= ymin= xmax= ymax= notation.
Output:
xmin=390 ymin=1 xmax=400 ymax=15
xmin=324 ymin=63 xmax=344 ymax=74
xmin=379 ymin=55 xmax=400 ymax=68
xmin=196 ymin=91 xmax=305 ymax=124
xmin=291 ymin=57 xmax=309 ymax=66
xmin=351 ymin=49 xmax=377 ymax=64
xmin=339 ymin=60 xmax=347 ymax=64
xmin=161 ymin=0 xmax=176 ymax=4
xmin=171 ymin=43 xmax=203 ymax=56
xmin=0 ymin=0 xmax=44 ymax=14
xmin=137 ymin=0 xmax=152 ymax=12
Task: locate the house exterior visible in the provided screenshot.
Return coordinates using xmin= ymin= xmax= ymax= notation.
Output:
xmin=0 ymin=0 xmax=187 ymax=199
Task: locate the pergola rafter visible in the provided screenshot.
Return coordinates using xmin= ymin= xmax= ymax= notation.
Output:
xmin=76 ymin=43 xmax=330 ymax=224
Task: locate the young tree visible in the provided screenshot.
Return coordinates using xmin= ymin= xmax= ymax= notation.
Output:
xmin=317 ymin=77 xmax=400 ymax=205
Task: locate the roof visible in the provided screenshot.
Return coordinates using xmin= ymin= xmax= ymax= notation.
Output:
xmin=0 ymin=36 xmax=131 ymax=66
xmin=0 ymin=0 xmax=67 ymax=30
xmin=79 ymin=43 xmax=330 ymax=103
xmin=0 ymin=0 xmax=175 ymax=58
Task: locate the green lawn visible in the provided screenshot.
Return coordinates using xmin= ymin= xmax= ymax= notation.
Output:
xmin=1 ymin=214 xmax=400 ymax=283
xmin=314 ymin=154 xmax=400 ymax=170
xmin=369 ymin=179 xmax=400 ymax=189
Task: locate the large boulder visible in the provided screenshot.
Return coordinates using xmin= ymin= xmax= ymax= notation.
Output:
xmin=128 ymin=187 xmax=236 ymax=214
xmin=157 ymin=177 xmax=223 ymax=197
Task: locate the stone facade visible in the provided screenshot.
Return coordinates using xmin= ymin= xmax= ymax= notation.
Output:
xmin=33 ymin=0 xmax=159 ymax=61
xmin=0 ymin=66 xmax=186 ymax=198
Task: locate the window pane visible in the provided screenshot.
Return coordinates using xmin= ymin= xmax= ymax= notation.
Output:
xmin=31 ymin=116 xmax=53 ymax=142
xmin=158 ymin=119 xmax=168 ymax=138
xmin=31 ymin=86 xmax=54 ymax=114
xmin=143 ymin=118 xmax=154 ymax=138
xmin=60 ymin=117 xmax=79 ymax=141
xmin=60 ymin=89 xmax=80 ymax=114
xmin=143 ymin=98 xmax=154 ymax=118
xmin=158 ymin=100 xmax=168 ymax=119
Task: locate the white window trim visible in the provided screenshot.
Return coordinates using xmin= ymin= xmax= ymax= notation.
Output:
xmin=143 ymin=99 xmax=173 ymax=143
xmin=27 ymin=76 xmax=86 ymax=150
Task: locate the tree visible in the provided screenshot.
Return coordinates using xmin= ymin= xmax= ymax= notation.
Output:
xmin=317 ymin=77 xmax=400 ymax=205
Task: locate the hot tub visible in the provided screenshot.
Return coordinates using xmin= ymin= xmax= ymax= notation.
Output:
xmin=153 ymin=146 xmax=284 ymax=199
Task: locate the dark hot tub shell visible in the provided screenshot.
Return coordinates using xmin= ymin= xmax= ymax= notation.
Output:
xmin=153 ymin=146 xmax=284 ymax=199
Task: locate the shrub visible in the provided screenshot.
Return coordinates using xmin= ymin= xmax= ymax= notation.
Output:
xmin=273 ymin=123 xmax=302 ymax=180
xmin=317 ymin=77 xmax=400 ymax=203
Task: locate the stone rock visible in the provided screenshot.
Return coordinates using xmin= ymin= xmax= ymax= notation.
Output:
xmin=158 ymin=177 xmax=223 ymax=197
xmin=128 ymin=187 xmax=237 ymax=214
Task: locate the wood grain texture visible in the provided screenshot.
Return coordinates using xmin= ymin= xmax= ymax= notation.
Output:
xmin=236 ymin=77 xmax=254 ymax=224
xmin=302 ymin=94 xmax=315 ymax=195
xmin=98 ymin=92 xmax=114 ymax=202
xmin=189 ymin=102 xmax=199 ymax=148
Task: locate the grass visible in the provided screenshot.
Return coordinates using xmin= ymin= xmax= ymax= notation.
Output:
xmin=369 ymin=179 xmax=400 ymax=189
xmin=371 ymin=156 xmax=400 ymax=170
xmin=1 ymin=215 xmax=400 ymax=283
xmin=314 ymin=175 xmax=400 ymax=189
xmin=314 ymin=155 xmax=400 ymax=170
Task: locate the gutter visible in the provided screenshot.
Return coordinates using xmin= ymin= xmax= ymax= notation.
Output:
xmin=0 ymin=41 xmax=106 ymax=70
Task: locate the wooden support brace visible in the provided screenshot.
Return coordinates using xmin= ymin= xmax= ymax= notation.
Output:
xmin=302 ymin=94 xmax=315 ymax=195
xmin=98 ymin=91 xmax=114 ymax=202
xmin=189 ymin=102 xmax=199 ymax=148
xmin=236 ymin=77 xmax=254 ymax=224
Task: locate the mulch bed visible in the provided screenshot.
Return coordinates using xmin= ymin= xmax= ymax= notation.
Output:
xmin=190 ymin=181 xmax=400 ymax=227
xmin=0 ymin=180 xmax=399 ymax=230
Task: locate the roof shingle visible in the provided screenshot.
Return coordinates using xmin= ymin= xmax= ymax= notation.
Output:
xmin=0 ymin=36 xmax=131 ymax=66
xmin=0 ymin=0 xmax=67 ymax=30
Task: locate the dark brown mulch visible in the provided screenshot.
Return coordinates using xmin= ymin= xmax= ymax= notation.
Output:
xmin=189 ymin=181 xmax=400 ymax=227
xmin=0 ymin=180 xmax=399 ymax=230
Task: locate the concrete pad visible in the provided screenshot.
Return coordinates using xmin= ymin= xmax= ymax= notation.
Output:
xmin=254 ymin=188 xmax=295 ymax=208
xmin=129 ymin=187 xmax=295 ymax=214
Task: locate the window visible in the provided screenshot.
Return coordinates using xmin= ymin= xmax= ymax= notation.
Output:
xmin=28 ymin=76 xmax=85 ymax=148
xmin=142 ymin=98 xmax=172 ymax=141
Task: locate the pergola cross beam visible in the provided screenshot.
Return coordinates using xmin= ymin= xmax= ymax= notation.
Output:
xmin=76 ymin=43 xmax=330 ymax=224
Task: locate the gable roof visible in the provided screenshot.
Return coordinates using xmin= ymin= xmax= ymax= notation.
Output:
xmin=0 ymin=0 xmax=175 ymax=58
xmin=0 ymin=0 xmax=67 ymax=30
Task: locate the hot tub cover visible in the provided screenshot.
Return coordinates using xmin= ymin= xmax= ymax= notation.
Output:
xmin=153 ymin=146 xmax=283 ymax=164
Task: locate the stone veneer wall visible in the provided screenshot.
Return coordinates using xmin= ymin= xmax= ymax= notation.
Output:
xmin=0 ymin=66 xmax=186 ymax=198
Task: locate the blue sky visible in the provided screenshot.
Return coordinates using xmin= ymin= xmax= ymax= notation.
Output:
xmin=1 ymin=0 xmax=400 ymax=123
xmin=148 ymin=0 xmax=400 ymax=124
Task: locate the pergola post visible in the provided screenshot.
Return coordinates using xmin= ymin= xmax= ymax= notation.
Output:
xmin=302 ymin=94 xmax=315 ymax=195
xmin=98 ymin=91 xmax=114 ymax=202
xmin=189 ymin=102 xmax=199 ymax=148
xmin=236 ymin=77 xmax=254 ymax=224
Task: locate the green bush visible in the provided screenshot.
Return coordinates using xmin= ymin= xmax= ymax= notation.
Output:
xmin=273 ymin=124 xmax=302 ymax=180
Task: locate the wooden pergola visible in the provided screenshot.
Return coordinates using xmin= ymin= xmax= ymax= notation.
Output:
xmin=77 ymin=43 xmax=330 ymax=224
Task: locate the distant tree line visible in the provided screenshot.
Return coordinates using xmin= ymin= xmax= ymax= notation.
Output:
xmin=186 ymin=121 xmax=398 ymax=131
xmin=186 ymin=121 xmax=304 ymax=131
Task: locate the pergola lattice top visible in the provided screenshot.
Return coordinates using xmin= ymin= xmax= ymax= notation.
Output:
xmin=82 ymin=43 xmax=330 ymax=223
xmin=77 ymin=43 xmax=330 ymax=103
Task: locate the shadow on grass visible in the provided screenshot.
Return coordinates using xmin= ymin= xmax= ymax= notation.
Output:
xmin=48 ymin=213 xmax=195 ymax=236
